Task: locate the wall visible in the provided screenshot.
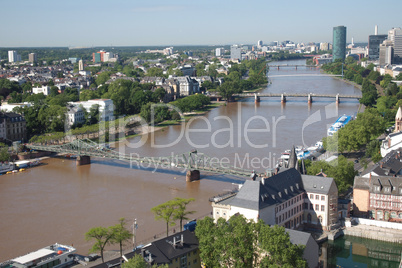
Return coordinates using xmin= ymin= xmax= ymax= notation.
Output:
xmin=352 ymin=188 xmax=370 ymax=217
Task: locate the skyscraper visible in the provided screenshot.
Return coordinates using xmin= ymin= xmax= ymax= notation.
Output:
xmin=368 ymin=35 xmax=388 ymax=60
xmin=332 ymin=26 xmax=346 ymax=62
xmin=8 ymin=50 xmax=17 ymax=63
xmin=230 ymin=45 xmax=241 ymax=60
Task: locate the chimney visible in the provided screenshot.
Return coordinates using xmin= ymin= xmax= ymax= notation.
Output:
xmin=173 ymin=236 xmax=176 ymax=248
xmin=181 ymin=234 xmax=184 ymax=245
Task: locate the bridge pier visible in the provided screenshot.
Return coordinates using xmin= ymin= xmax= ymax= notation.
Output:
xmin=281 ymin=94 xmax=286 ymax=103
xmin=254 ymin=94 xmax=260 ymax=103
xmin=336 ymin=94 xmax=340 ymax=104
xmin=76 ymin=155 xmax=91 ymax=166
xmin=277 ymin=66 xmax=279 ymax=70
xmin=295 ymin=66 xmax=297 ymax=70
xmin=186 ymin=170 xmax=200 ymax=182
xmin=308 ymin=94 xmax=313 ymax=104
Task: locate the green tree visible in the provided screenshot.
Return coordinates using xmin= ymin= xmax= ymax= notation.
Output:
xmin=122 ymin=254 xmax=147 ymax=268
xmin=85 ymin=226 xmax=114 ymax=263
xmin=146 ymin=67 xmax=164 ymax=77
xmin=151 ymin=200 xmax=176 ymax=236
xmin=0 ymin=146 xmax=10 ymax=162
xmin=171 ymin=197 xmax=195 ymax=232
xmin=110 ymin=218 xmax=133 ymax=257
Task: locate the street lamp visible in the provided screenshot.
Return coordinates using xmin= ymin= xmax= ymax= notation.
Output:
xmin=133 ymin=218 xmax=137 ymax=251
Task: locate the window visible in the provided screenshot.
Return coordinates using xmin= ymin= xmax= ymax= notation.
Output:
xmin=310 ymin=204 xmax=313 ymax=210
xmin=315 ymin=204 xmax=319 ymax=211
xmin=310 ymin=194 xmax=313 ymax=199
xmin=316 ymin=195 xmax=319 ymax=200
xmin=321 ymin=196 xmax=325 ymax=201
xmin=321 ymin=205 xmax=325 ymax=211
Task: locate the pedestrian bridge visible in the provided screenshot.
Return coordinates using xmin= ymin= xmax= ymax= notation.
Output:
xmin=26 ymin=139 xmax=256 ymax=180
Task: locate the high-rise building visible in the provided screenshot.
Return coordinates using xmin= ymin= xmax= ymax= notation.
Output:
xmin=394 ymin=35 xmax=402 ymax=64
xmin=8 ymin=50 xmax=18 ymax=63
xmin=257 ymin=40 xmax=263 ymax=48
xmin=230 ymin=45 xmax=241 ymax=60
xmin=215 ymin=48 xmax=223 ymax=57
xmin=28 ymin=53 xmax=37 ymax=63
xmin=388 ymin=27 xmax=402 ymax=45
xmin=368 ymin=35 xmax=387 ymax=60
xmin=78 ymin=60 xmax=84 ymax=71
xmin=379 ymin=40 xmax=393 ymax=65
xmin=320 ymin=42 xmax=329 ymax=51
xmin=332 ymin=26 xmax=347 ymax=62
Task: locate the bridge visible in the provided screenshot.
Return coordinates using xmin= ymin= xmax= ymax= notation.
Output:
xmin=208 ymin=92 xmax=361 ymax=103
xmin=26 ymin=139 xmax=256 ymax=181
xmin=268 ymin=74 xmax=343 ymax=78
xmin=269 ymin=64 xmax=317 ymax=70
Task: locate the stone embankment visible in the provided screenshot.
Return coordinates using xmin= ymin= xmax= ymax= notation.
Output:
xmin=344 ymin=218 xmax=402 ymax=243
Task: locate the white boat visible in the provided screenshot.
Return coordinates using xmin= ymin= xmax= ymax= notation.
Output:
xmin=327 ymin=115 xmax=353 ymax=136
xmin=0 ymin=243 xmax=76 ymax=268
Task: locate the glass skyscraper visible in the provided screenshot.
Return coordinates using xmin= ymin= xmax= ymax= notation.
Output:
xmin=332 ymin=26 xmax=347 ymax=62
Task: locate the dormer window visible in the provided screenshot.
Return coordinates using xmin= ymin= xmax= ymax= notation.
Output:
xmin=385 ymin=187 xmax=391 ymax=193
xmin=290 ymin=186 xmax=294 ymax=192
xmin=296 ymin=183 xmax=299 ymax=189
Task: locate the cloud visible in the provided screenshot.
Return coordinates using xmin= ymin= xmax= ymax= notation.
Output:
xmin=132 ymin=5 xmax=186 ymax=13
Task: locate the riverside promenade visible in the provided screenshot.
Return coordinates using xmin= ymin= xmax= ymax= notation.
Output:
xmin=343 ymin=218 xmax=402 ymax=243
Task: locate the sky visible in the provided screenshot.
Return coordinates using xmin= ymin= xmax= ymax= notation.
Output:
xmin=1 ymin=0 xmax=402 ymax=47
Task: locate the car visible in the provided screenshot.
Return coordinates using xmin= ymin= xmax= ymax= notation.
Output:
xmin=354 ymin=159 xmax=359 ymax=163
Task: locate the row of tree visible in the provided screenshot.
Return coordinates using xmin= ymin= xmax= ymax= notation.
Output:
xmin=151 ymin=197 xmax=195 ymax=236
xmin=85 ymin=218 xmax=132 ymax=263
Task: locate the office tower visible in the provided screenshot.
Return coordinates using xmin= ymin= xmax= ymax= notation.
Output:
xmin=8 ymin=50 xmax=17 ymax=63
xmin=257 ymin=40 xmax=263 ymax=48
xmin=394 ymin=35 xmax=402 ymax=64
xmin=78 ymin=60 xmax=84 ymax=71
xmin=379 ymin=40 xmax=393 ymax=65
xmin=230 ymin=45 xmax=241 ymax=60
xmin=332 ymin=26 xmax=347 ymax=62
xmin=28 ymin=53 xmax=37 ymax=63
xmin=368 ymin=34 xmax=388 ymax=60
xmin=388 ymin=28 xmax=402 ymax=45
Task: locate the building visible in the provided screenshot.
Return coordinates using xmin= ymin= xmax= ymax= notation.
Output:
xmin=287 ymin=229 xmax=319 ymax=268
xmin=176 ymin=76 xmax=199 ymax=96
xmin=333 ymin=26 xmax=347 ymax=62
xmin=353 ymin=175 xmax=402 ymax=221
xmin=8 ymin=50 xmax=19 ymax=63
xmin=257 ymin=40 xmax=263 ymax=48
xmin=363 ymin=149 xmax=402 ymax=178
xmin=212 ymin=167 xmax=339 ymax=231
xmin=388 ymin=27 xmax=402 ymax=45
xmin=0 ymin=112 xmax=27 ymax=142
xmin=70 ymin=99 xmax=114 ymax=121
xmin=78 ymin=59 xmax=84 ymax=71
xmin=230 ymin=44 xmax=242 ymax=60
xmin=215 ymin=47 xmax=223 ymax=57
xmin=368 ymin=34 xmax=388 ymax=61
xmin=28 ymin=53 xmax=37 ymax=63
xmin=66 ymin=105 xmax=85 ymax=127
xmin=394 ymin=35 xmax=402 ymax=64
xmin=0 ymin=102 xmax=32 ymax=113
xmin=320 ymin=42 xmax=329 ymax=51
xmin=92 ymin=230 xmax=200 ymax=268
xmin=379 ymin=40 xmax=394 ymax=65
xmin=381 ymin=106 xmax=402 ymax=156
xmin=32 ymin=85 xmax=50 ymax=96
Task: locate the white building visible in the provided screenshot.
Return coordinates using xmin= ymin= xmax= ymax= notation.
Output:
xmin=215 ymin=48 xmax=224 ymax=57
xmin=70 ymin=99 xmax=114 ymax=121
xmin=212 ymin=167 xmax=339 ymax=231
xmin=8 ymin=50 xmax=18 ymax=63
xmin=66 ymin=105 xmax=85 ymax=126
xmin=32 ymin=86 xmax=50 ymax=96
xmin=176 ymin=76 xmax=200 ymax=96
xmin=381 ymin=107 xmax=402 ymax=156
xmin=0 ymin=102 xmax=32 ymax=112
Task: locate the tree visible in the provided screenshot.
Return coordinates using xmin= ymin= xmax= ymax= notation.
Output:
xmin=171 ymin=197 xmax=195 ymax=231
xmin=195 ymin=215 xmax=307 ymax=268
xmin=110 ymin=218 xmax=133 ymax=257
xmin=122 ymin=254 xmax=147 ymax=268
xmin=151 ymin=201 xmax=176 ymax=236
xmin=85 ymin=226 xmax=114 ymax=263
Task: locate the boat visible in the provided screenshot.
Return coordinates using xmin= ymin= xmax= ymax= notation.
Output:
xmin=0 ymin=162 xmax=15 ymax=174
xmin=0 ymin=243 xmax=76 ymax=268
xmin=327 ymin=114 xmax=353 ymax=136
xmin=278 ymin=141 xmax=325 ymax=166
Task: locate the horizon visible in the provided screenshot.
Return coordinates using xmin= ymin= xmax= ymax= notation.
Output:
xmin=1 ymin=0 xmax=401 ymax=47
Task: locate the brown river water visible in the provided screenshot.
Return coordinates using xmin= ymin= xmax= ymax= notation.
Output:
xmin=0 ymin=59 xmax=361 ymax=260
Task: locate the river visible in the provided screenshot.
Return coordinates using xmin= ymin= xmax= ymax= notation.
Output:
xmin=0 ymin=59 xmax=362 ymax=261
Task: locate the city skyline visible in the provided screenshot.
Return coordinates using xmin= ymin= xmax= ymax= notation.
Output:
xmin=1 ymin=0 xmax=402 ymax=47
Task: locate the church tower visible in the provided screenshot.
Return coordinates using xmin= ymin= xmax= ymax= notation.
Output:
xmin=395 ymin=106 xmax=402 ymax=132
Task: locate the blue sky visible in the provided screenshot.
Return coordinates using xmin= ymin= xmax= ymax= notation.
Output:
xmin=1 ymin=0 xmax=401 ymax=47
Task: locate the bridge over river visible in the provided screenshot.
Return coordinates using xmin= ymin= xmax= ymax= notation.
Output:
xmin=26 ymin=139 xmax=257 ymax=181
